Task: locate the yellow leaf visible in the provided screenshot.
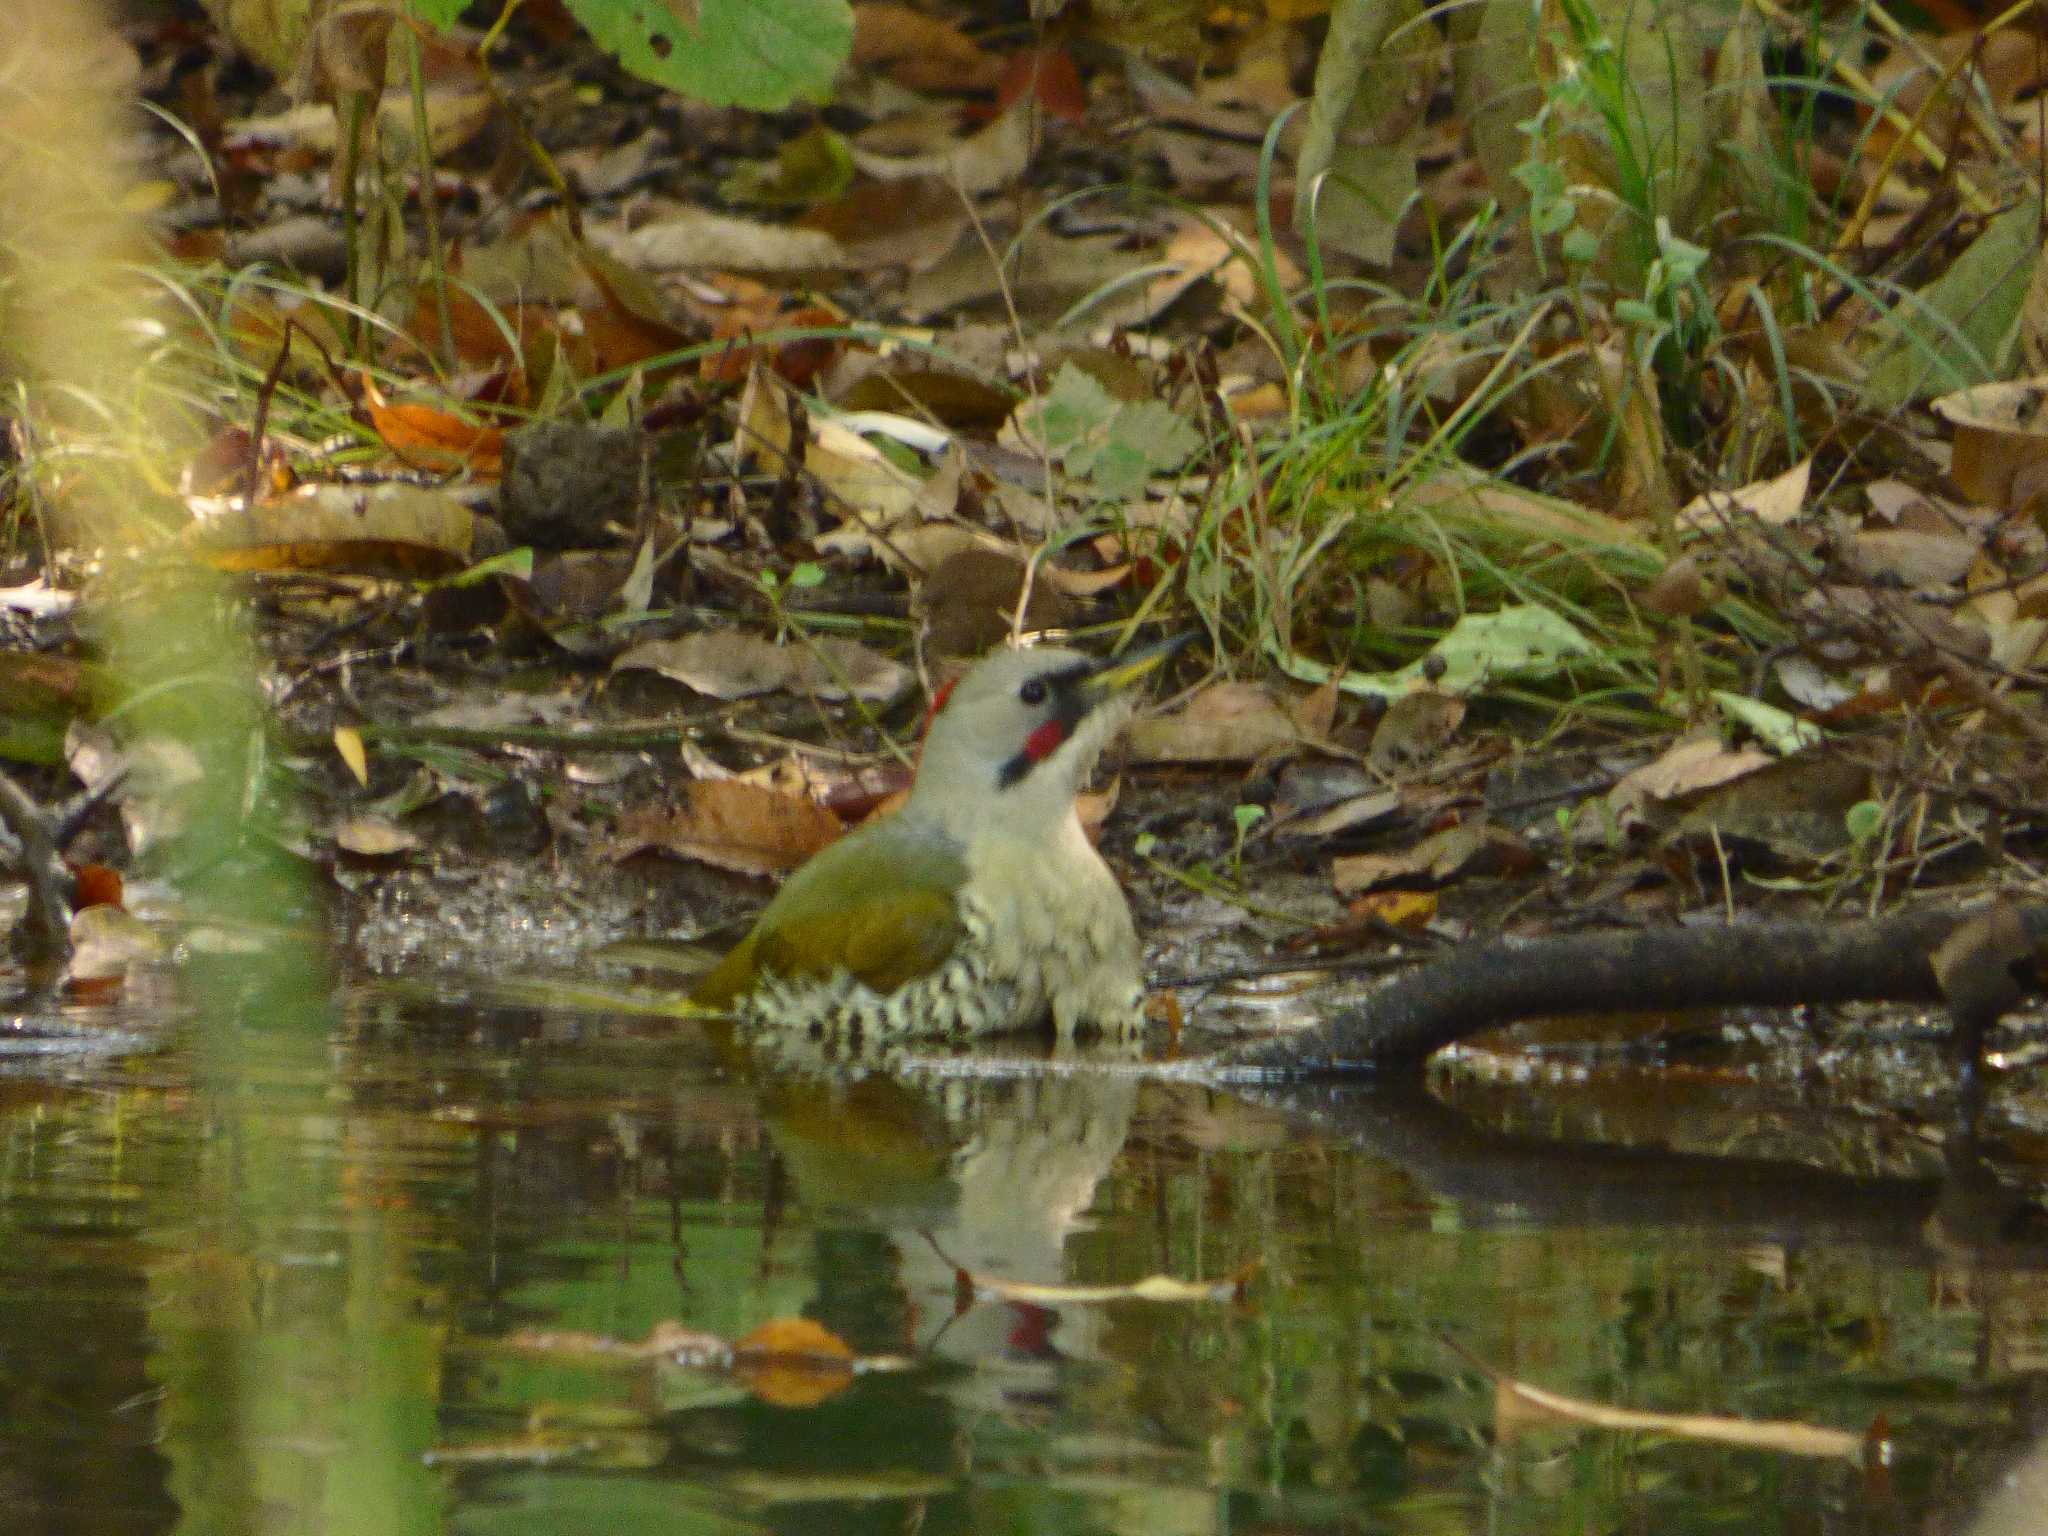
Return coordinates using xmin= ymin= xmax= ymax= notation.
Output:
xmin=333 ymin=725 xmax=368 ymax=786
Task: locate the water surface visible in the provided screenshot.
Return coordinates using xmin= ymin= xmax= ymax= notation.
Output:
xmin=2 ymin=975 xmax=2042 ymax=1536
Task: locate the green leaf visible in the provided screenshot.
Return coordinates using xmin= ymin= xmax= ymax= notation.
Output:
xmin=1294 ymin=0 xmax=1429 ymax=266
xmin=1273 ymin=603 xmax=1596 ymax=700
xmin=1022 ymin=364 xmax=1202 ymax=500
xmin=1034 ymin=364 xmax=1116 ymax=456
xmin=1862 ymin=194 xmax=2043 ymax=409
xmin=427 ymin=545 xmax=535 ymax=590
xmin=559 ymin=0 xmax=852 ymax=110
xmin=1711 ymin=690 xmax=1822 ymax=755
xmin=406 ymin=0 xmax=471 ymax=28
xmin=1115 ymin=399 xmax=1203 ymax=467
xmin=720 ymin=124 xmax=854 ymax=208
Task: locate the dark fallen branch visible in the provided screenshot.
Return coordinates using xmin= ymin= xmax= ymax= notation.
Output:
xmin=1230 ymin=1078 xmax=1941 ymax=1245
xmin=1225 ymin=902 xmax=2048 ymax=1079
xmin=0 ymin=766 xmax=75 ymax=973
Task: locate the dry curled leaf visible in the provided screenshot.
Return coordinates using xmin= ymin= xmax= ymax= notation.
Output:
xmin=609 ymin=780 xmax=844 ymax=877
xmin=1123 ymin=681 xmax=1307 ymax=763
xmin=614 ymin=630 xmax=911 ymax=704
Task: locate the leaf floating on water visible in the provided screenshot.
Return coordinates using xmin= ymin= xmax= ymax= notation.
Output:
xmin=925 ymin=1232 xmax=1257 ymax=1308
xmin=505 ymin=1321 xmax=733 ymax=1364
xmin=731 ymin=1317 xmax=857 ymax=1408
xmin=423 ymin=1403 xmax=666 ymax=1470
xmin=499 ymin=1316 xmax=893 ymax=1411
xmin=1452 ymin=1334 xmax=1870 ymax=1461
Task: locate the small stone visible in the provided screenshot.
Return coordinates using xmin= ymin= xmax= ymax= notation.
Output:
xmin=500 ymin=421 xmax=643 ymax=550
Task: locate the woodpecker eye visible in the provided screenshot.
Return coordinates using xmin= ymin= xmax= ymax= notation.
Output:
xmin=1018 ymin=677 xmax=1048 ymax=706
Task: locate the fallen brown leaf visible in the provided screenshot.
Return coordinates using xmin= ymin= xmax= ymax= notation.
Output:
xmin=609 ymin=780 xmax=843 ymax=877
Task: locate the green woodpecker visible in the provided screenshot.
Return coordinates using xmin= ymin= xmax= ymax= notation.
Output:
xmin=690 ymin=637 xmax=1184 ymax=1042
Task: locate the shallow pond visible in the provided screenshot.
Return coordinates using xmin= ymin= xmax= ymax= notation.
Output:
xmin=2 ymin=955 xmax=2044 ymax=1536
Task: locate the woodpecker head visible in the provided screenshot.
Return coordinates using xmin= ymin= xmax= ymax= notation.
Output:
xmin=909 ymin=636 xmax=1188 ymax=830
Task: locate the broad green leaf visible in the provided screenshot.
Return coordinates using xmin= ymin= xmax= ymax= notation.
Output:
xmin=560 ymin=0 xmax=852 ymax=110
xmin=406 ymin=0 xmax=470 ymax=28
xmin=1712 ymin=690 xmax=1822 ymax=755
xmin=720 ymin=124 xmax=853 ymax=208
xmin=1862 ymin=195 xmax=2043 ymax=409
xmin=1021 ymin=364 xmax=1202 ymax=500
xmin=1275 ymin=604 xmax=1596 ymax=700
xmin=1295 ymin=0 xmax=1432 ymax=267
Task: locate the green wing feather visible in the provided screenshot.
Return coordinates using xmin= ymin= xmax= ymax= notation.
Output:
xmin=689 ymin=820 xmax=968 ymax=1008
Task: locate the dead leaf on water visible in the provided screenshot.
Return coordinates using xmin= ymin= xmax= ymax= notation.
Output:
xmin=731 ymin=1317 xmax=857 ymax=1408
xmin=1450 ymin=1336 xmax=1868 ymax=1461
xmin=68 ymin=904 xmax=165 ymax=983
xmin=925 ymin=1232 xmax=1257 ymax=1309
xmin=334 ymin=816 xmax=421 ymax=858
xmin=501 ymin=1315 xmax=886 ymax=1411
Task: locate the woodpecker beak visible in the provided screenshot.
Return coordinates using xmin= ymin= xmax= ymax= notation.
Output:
xmin=1077 ymin=630 xmax=1198 ymax=703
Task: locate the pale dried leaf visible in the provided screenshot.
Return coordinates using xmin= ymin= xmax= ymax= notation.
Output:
xmin=333 ymin=725 xmax=369 ymax=787
xmin=1678 ymin=457 xmax=1812 ymax=532
xmin=1331 ymin=820 xmax=1531 ymax=893
xmin=849 ymin=102 xmax=1032 ymax=194
xmin=601 ymin=208 xmax=846 ymax=272
xmin=614 ymin=631 xmax=911 ymax=703
xmin=1482 ymin=1359 xmax=1863 ymax=1460
xmin=335 ymin=816 xmax=421 ymax=857
xmin=1123 ymin=682 xmax=1305 ymax=763
xmin=1609 ymin=736 xmax=1772 ymax=823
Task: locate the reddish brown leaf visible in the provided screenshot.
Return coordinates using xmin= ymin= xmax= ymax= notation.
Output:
xmin=363 ymin=394 xmax=506 ymax=477
xmin=609 ymin=781 xmax=844 ymax=877
xmin=852 ymin=2 xmax=1002 ymax=92
xmin=731 ymin=1317 xmax=856 ymax=1408
xmin=995 ymin=46 xmax=1087 ymax=123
